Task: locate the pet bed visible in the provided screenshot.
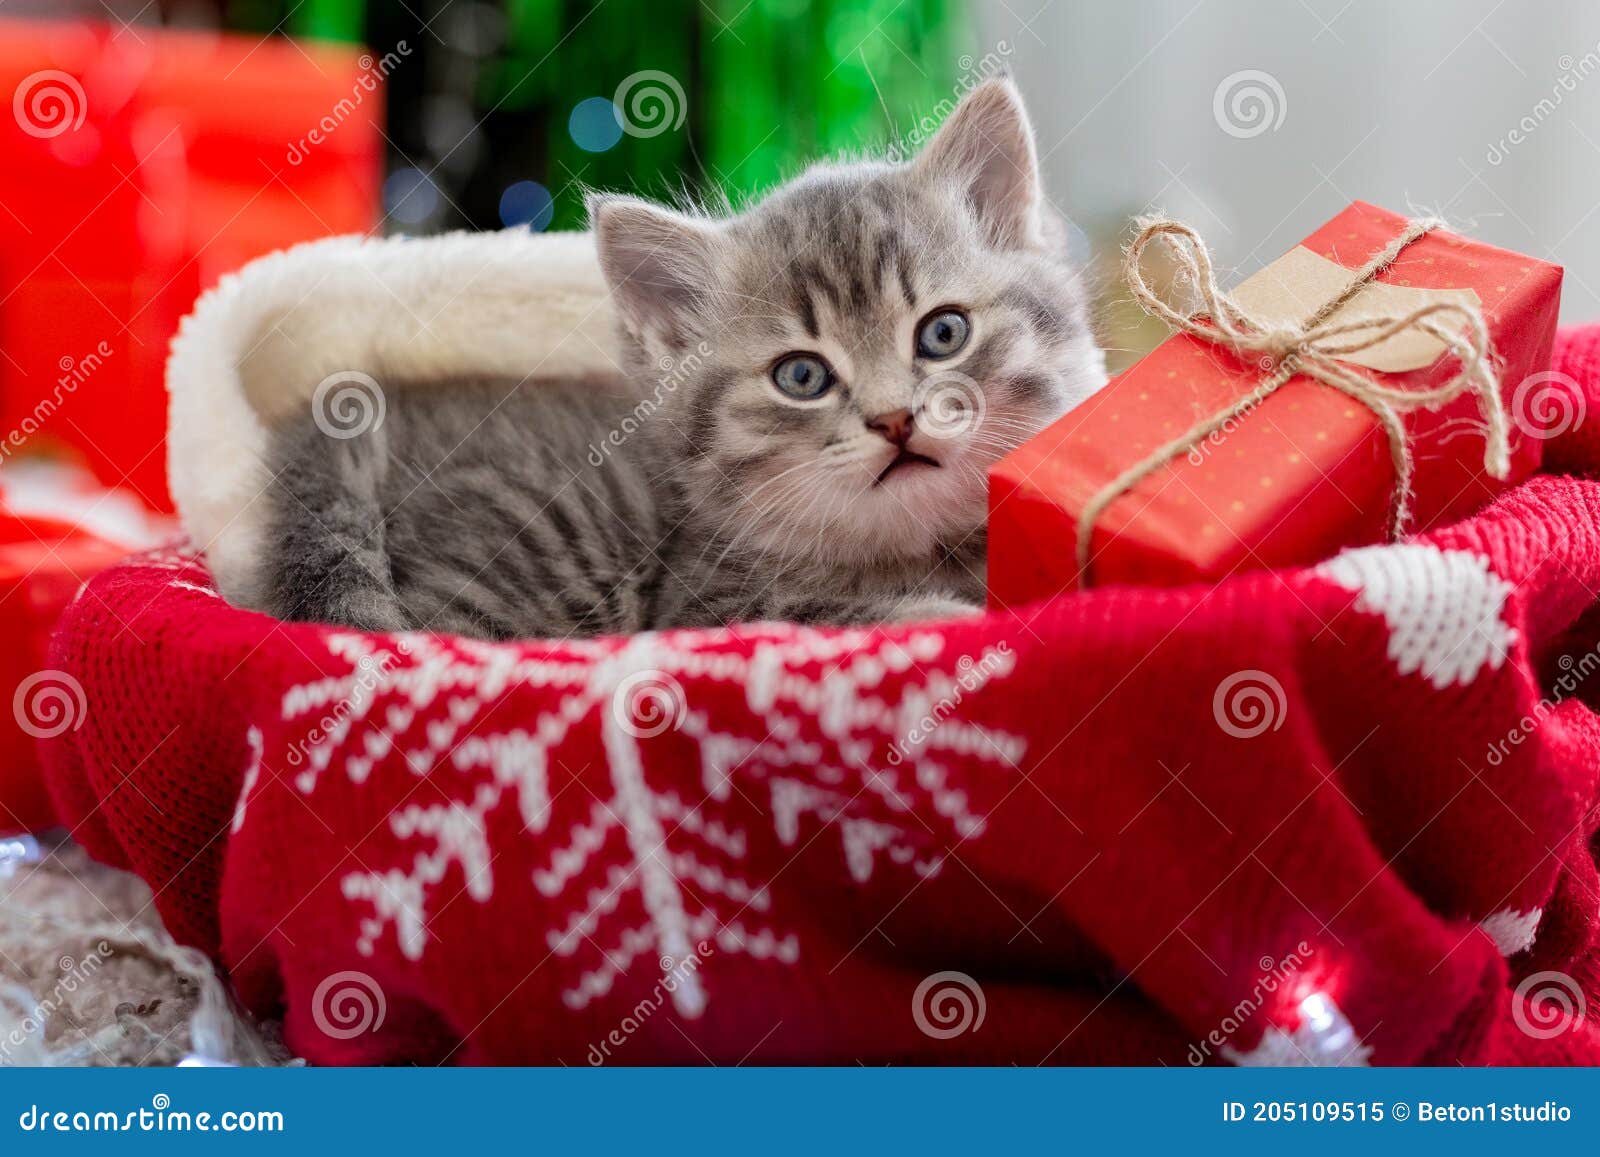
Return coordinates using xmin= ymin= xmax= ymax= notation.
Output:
xmin=34 ymin=229 xmax=1600 ymax=1065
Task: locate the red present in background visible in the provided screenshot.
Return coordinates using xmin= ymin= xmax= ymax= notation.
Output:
xmin=0 ymin=465 xmax=169 ymax=833
xmin=988 ymin=202 xmax=1565 ymax=606
xmin=0 ymin=19 xmax=382 ymax=511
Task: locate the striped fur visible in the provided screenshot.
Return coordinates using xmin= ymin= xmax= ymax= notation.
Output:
xmin=258 ymin=79 xmax=1105 ymax=638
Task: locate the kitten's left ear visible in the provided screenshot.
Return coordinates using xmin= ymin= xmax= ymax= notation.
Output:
xmin=913 ymin=78 xmax=1046 ymax=249
xmin=589 ymin=193 xmax=722 ymax=352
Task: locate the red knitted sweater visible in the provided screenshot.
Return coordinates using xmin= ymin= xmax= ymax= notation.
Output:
xmin=32 ymin=326 xmax=1600 ymax=1065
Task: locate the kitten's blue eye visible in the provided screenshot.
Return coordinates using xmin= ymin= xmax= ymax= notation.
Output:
xmin=771 ymin=353 xmax=833 ymax=400
xmin=916 ymin=309 xmax=970 ymax=359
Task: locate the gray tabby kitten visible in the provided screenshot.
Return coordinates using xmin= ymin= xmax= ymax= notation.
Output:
xmin=261 ymin=79 xmax=1104 ymax=640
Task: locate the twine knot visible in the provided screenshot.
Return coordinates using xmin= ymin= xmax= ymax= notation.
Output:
xmin=1257 ymin=329 xmax=1302 ymax=361
xmin=1075 ymin=216 xmax=1511 ymax=584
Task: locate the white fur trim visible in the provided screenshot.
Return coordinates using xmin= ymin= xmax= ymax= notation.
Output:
xmin=165 ymin=228 xmax=622 ymax=604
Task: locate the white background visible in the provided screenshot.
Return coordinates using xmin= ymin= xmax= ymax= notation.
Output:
xmin=979 ymin=0 xmax=1600 ymax=332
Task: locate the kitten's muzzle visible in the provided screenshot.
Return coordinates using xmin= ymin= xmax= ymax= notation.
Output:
xmin=873 ymin=448 xmax=941 ymax=486
xmin=866 ymin=407 xmax=940 ymax=484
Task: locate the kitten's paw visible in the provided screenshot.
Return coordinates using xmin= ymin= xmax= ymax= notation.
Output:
xmin=329 ymin=590 xmax=413 ymax=634
xmin=888 ymin=595 xmax=982 ymax=623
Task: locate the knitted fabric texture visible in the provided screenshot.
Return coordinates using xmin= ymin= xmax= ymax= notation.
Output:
xmin=30 ymin=326 xmax=1600 ymax=1066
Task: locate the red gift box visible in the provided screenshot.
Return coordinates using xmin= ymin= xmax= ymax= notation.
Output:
xmin=989 ymin=202 xmax=1564 ymax=605
xmin=0 ymin=468 xmax=167 ymax=833
xmin=0 ymin=19 xmax=382 ymax=511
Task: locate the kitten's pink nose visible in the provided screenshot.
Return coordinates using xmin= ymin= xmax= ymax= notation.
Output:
xmin=866 ymin=408 xmax=914 ymax=447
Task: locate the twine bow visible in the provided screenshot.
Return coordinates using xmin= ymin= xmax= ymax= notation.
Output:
xmin=1074 ymin=216 xmax=1511 ymax=584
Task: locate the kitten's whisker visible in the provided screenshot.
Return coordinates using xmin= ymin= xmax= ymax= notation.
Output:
xmin=728 ymin=454 xmax=829 ymax=511
xmin=972 ymin=428 xmax=1037 ymax=443
xmin=732 ymin=473 xmax=840 ymax=596
xmin=701 ymin=459 xmax=827 ymax=569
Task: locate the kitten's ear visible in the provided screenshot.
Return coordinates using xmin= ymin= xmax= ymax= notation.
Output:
xmin=589 ymin=194 xmax=721 ymax=351
xmin=913 ymin=78 xmax=1045 ymax=249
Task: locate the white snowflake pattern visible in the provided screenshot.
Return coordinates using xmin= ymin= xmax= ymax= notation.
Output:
xmin=270 ymin=624 xmax=1024 ymax=1018
xmin=1479 ymin=906 xmax=1542 ymax=956
xmin=1222 ymin=992 xmax=1373 ymax=1067
xmin=1315 ymin=543 xmax=1516 ymax=689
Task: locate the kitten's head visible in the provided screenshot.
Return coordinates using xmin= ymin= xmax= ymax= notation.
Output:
xmin=591 ymin=78 xmax=1104 ymax=566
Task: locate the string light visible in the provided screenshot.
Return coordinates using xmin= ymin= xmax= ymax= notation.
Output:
xmin=568 ymin=97 xmax=623 ymax=154
xmin=1298 ymin=992 xmax=1357 ymax=1056
xmin=0 ymin=835 xmax=42 ymax=878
